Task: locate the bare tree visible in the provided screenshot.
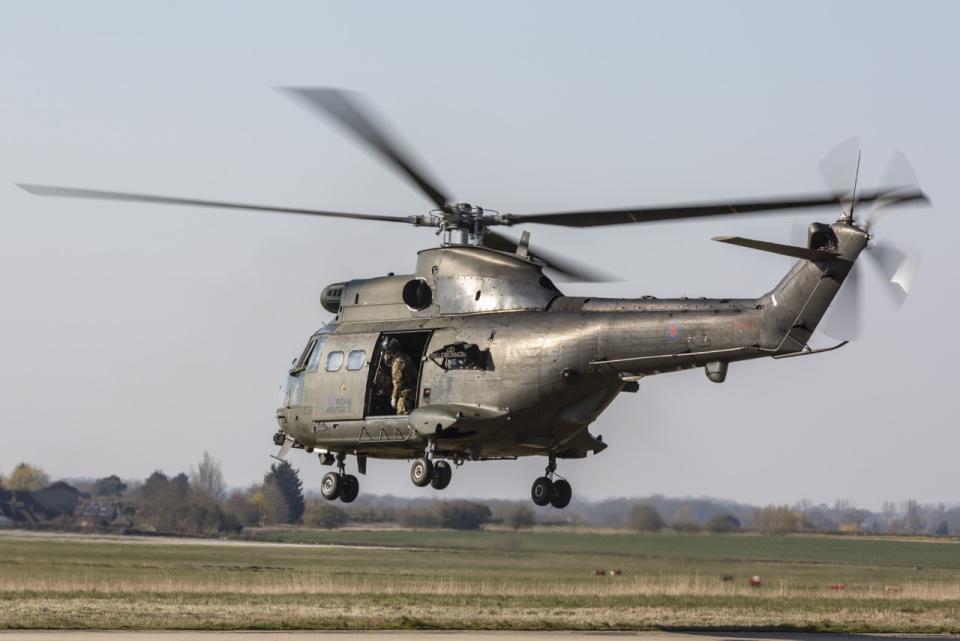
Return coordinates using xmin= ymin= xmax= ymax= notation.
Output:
xmin=670 ymin=505 xmax=702 ymax=532
xmin=503 ymin=505 xmax=536 ymax=530
xmin=833 ymin=498 xmax=867 ymax=530
xmin=755 ymin=505 xmax=802 ymax=535
xmin=628 ymin=504 xmax=664 ymax=532
xmin=190 ymin=451 xmax=225 ymax=500
xmin=901 ymin=500 xmax=924 ymax=535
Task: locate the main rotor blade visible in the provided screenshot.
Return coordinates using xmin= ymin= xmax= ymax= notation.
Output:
xmin=507 ymin=188 xmax=926 ymax=228
xmin=16 ymin=184 xmax=415 ymax=224
xmin=282 ymin=88 xmax=451 ymax=210
xmin=818 ymin=136 xmax=862 ymax=217
xmin=820 ymin=263 xmax=863 ymax=341
xmin=483 ymin=230 xmax=613 ymax=282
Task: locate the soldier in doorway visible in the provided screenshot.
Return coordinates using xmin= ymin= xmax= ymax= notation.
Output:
xmin=380 ymin=337 xmax=415 ymax=415
xmin=370 ymin=355 xmax=392 ymax=415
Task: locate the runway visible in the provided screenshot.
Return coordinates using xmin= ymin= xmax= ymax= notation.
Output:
xmin=3 ymin=633 xmax=958 ymax=641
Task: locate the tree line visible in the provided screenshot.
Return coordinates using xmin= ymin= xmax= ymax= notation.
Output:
xmin=2 ymin=459 xmax=958 ymax=537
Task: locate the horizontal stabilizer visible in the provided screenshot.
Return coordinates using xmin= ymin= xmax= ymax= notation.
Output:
xmin=712 ymin=236 xmax=839 ymax=261
xmin=555 ymin=429 xmax=608 ymax=458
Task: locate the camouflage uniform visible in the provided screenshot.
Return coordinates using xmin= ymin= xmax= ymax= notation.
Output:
xmin=371 ymin=360 xmax=393 ymax=416
xmin=390 ymin=352 xmax=416 ymax=415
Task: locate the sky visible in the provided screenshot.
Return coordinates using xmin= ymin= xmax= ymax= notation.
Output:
xmin=1 ymin=1 xmax=957 ymax=510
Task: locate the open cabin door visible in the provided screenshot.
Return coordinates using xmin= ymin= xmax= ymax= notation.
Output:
xmin=365 ymin=330 xmax=433 ymax=417
xmin=312 ymin=332 xmax=380 ymax=422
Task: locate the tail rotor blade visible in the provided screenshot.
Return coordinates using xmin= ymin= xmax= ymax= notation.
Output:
xmin=880 ymin=149 xmax=920 ymax=194
xmin=866 ymin=241 xmax=921 ymax=308
xmin=820 ymin=264 xmax=863 ymax=341
xmin=868 ymin=149 xmax=924 ymax=230
xmin=891 ymin=256 xmax=921 ymax=301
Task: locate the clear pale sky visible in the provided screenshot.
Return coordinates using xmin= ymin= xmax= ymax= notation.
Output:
xmin=1 ymin=1 xmax=957 ymax=509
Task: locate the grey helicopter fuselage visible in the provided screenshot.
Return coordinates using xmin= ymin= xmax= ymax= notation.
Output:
xmin=276 ymin=221 xmax=866 ymax=463
xmin=16 ymin=87 xmax=925 ymax=508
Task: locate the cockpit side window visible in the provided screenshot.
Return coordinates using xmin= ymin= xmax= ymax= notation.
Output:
xmin=290 ymin=337 xmax=319 ymax=375
xmin=306 ymin=336 xmax=328 ymax=372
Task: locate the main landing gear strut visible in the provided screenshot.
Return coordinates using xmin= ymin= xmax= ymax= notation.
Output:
xmin=320 ymin=453 xmax=360 ymax=503
xmin=410 ymin=441 xmax=453 ymax=490
xmin=531 ymin=455 xmax=571 ymax=509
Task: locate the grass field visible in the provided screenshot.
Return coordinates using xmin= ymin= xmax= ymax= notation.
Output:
xmin=1 ymin=527 xmax=959 ymax=631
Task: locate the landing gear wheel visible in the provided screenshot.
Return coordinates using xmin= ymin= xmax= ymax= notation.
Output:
xmin=550 ymin=479 xmax=572 ymax=509
xmin=339 ymin=474 xmax=359 ymax=503
xmin=431 ymin=460 xmax=452 ymax=490
xmin=321 ymin=471 xmax=342 ymax=500
xmin=410 ymin=457 xmax=433 ymax=487
xmin=531 ymin=476 xmax=554 ymax=506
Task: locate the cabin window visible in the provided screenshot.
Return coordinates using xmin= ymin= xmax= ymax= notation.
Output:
xmin=346 ymin=350 xmax=366 ymax=371
xmin=325 ymin=351 xmax=344 ymax=372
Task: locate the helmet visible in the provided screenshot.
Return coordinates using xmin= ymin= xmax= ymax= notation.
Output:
xmin=381 ymin=337 xmax=400 ymax=354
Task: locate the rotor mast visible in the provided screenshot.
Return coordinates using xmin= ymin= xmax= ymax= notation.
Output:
xmin=433 ymin=203 xmax=511 ymax=247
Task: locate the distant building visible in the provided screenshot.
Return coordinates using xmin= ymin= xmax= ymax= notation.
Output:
xmin=0 ymin=490 xmax=38 ymax=523
xmin=30 ymin=482 xmax=82 ymax=518
xmin=75 ymin=500 xmax=122 ymax=522
xmin=0 ymin=482 xmax=82 ymax=523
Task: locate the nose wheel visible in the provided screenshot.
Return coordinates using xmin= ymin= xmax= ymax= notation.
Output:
xmin=530 ymin=457 xmax=572 ymax=509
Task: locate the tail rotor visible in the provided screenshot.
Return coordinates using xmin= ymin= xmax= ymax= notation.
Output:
xmin=815 ymin=140 xmax=928 ymax=341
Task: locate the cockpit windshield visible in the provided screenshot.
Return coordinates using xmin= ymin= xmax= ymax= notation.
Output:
xmin=279 ymin=366 xmax=303 ymax=407
xmin=279 ymin=330 xmax=331 ymax=407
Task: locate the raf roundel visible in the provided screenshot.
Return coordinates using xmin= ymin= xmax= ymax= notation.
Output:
xmin=667 ymin=320 xmax=680 ymax=339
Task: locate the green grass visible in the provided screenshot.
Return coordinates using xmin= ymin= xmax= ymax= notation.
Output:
xmin=2 ymin=528 xmax=959 ymax=631
xmin=244 ymin=526 xmax=960 ymax=568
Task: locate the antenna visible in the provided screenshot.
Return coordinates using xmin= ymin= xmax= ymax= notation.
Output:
xmin=848 ymin=149 xmax=862 ymax=222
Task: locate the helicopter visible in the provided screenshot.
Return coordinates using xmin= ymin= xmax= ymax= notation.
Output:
xmin=18 ymin=89 xmax=928 ymax=508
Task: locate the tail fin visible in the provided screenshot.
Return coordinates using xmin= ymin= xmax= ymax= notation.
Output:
xmin=759 ymin=223 xmax=868 ymax=351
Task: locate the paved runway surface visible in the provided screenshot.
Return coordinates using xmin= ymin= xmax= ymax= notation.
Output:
xmin=3 ymin=633 xmax=958 ymax=640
